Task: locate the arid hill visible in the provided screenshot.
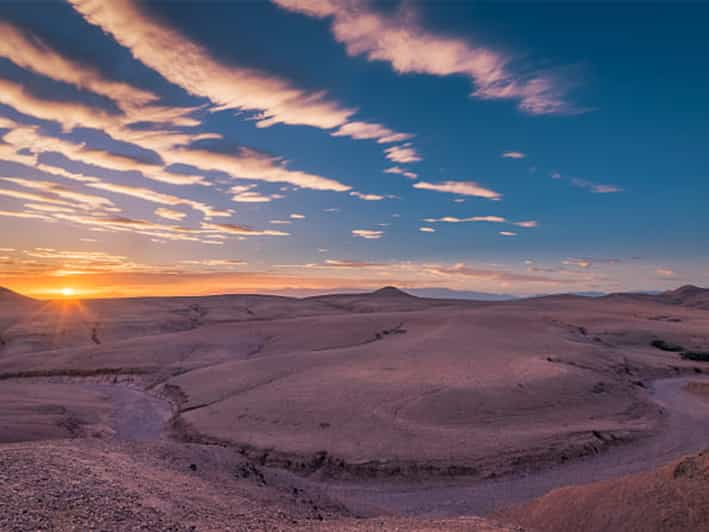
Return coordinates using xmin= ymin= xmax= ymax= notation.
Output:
xmin=500 ymin=448 xmax=709 ymax=532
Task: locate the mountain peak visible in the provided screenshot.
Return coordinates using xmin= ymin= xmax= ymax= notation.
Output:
xmin=370 ymin=286 xmax=413 ymax=298
xmin=663 ymin=285 xmax=706 ymax=298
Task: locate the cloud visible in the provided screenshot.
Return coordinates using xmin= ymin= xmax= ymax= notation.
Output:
xmin=501 ymin=151 xmax=525 ymax=159
xmin=323 ymin=259 xmax=384 ymax=268
xmin=88 ymin=181 xmax=231 ymax=218
xmin=656 ymin=268 xmax=676 ymax=277
xmin=384 ymin=143 xmax=422 ymax=163
xmin=423 ymin=215 xmax=506 ymax=223
xmin=419 ymin=226 xmax=435 ymax=233
xmin=269 ymin=220 xmax=292 ymax=224
xmin=167 ymin=146 xmax=351 ymax=192
xmin=562 ymin=257 xmax=621 ymax=269
xmin=180 ymin=259 xmax=247 ymax=268
xmin=384 ymin=166 xmax=417 ymax=179
xmin=590 ymin=184 xmax=623 ymax=194
xmin=46 ymin=213 xmax=228 ymax=245
xmin=570 ymin=178 xmax=623 ymax=194
xmin=413 ymin=180 xmax=502 ymax=200
xmin=0 ymin=77 xmax=116 ymax=131
xmin=350 ymin=191 xmax=385 ymax=201
xmin=24 ymin=203 xmax=76 ymax=214
xmin=230 ymin=184 xmax=282 ymax=203
xmin=2 ymin=125 xmax=206 ymax=186
xmin=273 ymin=0 xmax=579 ymax=115
xmin=352 ymin=229 xmax=383 ymax=239
xmin=154 ymin=207 xmax=187 ymax=221
xmin=2 ymin=178 xmax=117 ymax=211
xmin=0 ymin=209 xmax=54 ymax=221
xmin=422 ymin=215 xmax=537 ymax=230
xmin=424 ymin=262 xmax=571 ymax=284
xmin=69 ymin=0 xmax=355 ymax=131
xmin=331 ymin=121 xmax=412 ymax=144
xmin=201 ymin=222 xmax=290 ymax=237
xmin=290 ymin=213 xmax=306 ymax=219
xmin=499 ymin=231 xmax=517 ymax=236
xmin=69 ymin=0 xmax=407 ymax=146
xmin=513 ymin=220 xmax=538 ymax=228
xmin=553 ymin=172 xmax=622 ymax=194
xmin=0 ymin=20 xmax=157 ymax=109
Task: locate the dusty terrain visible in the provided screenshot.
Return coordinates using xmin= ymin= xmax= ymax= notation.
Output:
xmin=2 ymin=285 xmax=709 ymax=530
xmin=500 ymin=448 xmax=709 ymax=532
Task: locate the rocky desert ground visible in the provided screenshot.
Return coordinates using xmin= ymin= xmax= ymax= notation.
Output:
xmin=2 ymin=284 xmax=709 ymax=531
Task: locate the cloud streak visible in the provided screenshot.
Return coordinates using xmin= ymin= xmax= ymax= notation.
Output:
xmin=273 ymin=0 xmax=580 ymax=115
xmin=413 ymin=180 xmax=502 ymax=200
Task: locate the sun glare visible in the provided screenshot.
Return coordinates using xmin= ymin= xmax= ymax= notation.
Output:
xmin=61 ymin=287 xmax=76 ymax=297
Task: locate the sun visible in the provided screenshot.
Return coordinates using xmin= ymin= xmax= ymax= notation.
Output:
xmin=61 ymin=287 xmax=76 ymax=297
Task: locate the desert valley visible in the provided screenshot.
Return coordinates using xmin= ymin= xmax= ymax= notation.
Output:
xmin=1 ymin=1 xmax=707 ymax=529
xmin=3 ymin=284 xmax=709 ymax=531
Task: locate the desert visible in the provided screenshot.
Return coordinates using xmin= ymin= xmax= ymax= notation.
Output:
xmin=3 ymin=285 xmax=709 ymax=530
xmin=1 ymin=1 xmax=707 ymax=529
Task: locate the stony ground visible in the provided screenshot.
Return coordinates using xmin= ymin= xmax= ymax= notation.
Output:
xmin=0 ymin=439 xmax=522 ymax=531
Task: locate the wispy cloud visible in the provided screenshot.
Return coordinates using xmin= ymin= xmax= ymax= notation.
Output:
xmin=0 ymin=21 xmax=156 ymax=109
xmin=656 ymin=268 xmax=675 ymax=277
xmin=424 ymin=262 xmax=572 ymax=284
xmin=413 ymin=180 xmax=502 ymax=200
xmin=273 ymin=0 xmax=581 ymax=115
xmin=69 ymin=0 xmax=353 ymax=130
xmin=332 ymin=121 xmax=412 ymax=144
xmin=419 ymin=226 xmax=435 ymax=233
xmin=202 ymin=222 xmax=290 ymax=237
xmin=88 ymin=181 xmax=231 ymax=218
xmin=423 ymin=215 xmax=537 ymax=230
xmin=2 ymin=178 xmax=117 ymax=211
xmin=323 ymin=259 xmax=384 ymax=268
xmin=69 ymin=0 xmax=410 ymax=150
xmin=352 ymin=229 xmax=384 ymax=239
xmin=384 ymin=143 xmax=422 ymax=163
xmin=350 ymin=191 xmax=390 ymax=201
xmin=501 ymin=151 xmax=526 ymax=159
xmin=167 ymin=146 xmax=351 ymax=192
xmin=563 ymin=257 xmax=621 ymax=269
xmin=0 ymin=209 xmax=54 ymax=221
xmin=571 ymin=178 xmax=623 ymax=194
xmin=154 ymin=207 xmax=187 ymax=221
xmin=230 ymin=184 xmax=283 ymax=203
xmin=552 ymin=171 xmax=623 ymax=194
xmin=384 ymin=166 xmax=417 ymax=179
xmin=180 ymin=259 xmax=247 ymax=268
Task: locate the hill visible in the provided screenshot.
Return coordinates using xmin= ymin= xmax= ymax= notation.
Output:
xmin=500 ymin=447 xmax=709 ymax=532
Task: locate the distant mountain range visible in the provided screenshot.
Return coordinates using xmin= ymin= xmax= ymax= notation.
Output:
xmin=402 ymin=288 xmax=518 ymax=301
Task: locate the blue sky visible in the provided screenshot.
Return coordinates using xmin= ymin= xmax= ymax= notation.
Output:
xmin=0 ymin=0 xmax=707 ymax=298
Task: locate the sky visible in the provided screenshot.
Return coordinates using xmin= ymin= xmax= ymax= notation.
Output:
xmin=0 ymin=0 xmax=707 ymax=299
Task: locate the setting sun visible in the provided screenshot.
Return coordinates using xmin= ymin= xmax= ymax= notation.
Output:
xmin=61 ymin=287 xmax=76 ymax=297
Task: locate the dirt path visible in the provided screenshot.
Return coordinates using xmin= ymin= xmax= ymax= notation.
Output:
xmin=310 ymin=376 xmax=709 ymax=517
